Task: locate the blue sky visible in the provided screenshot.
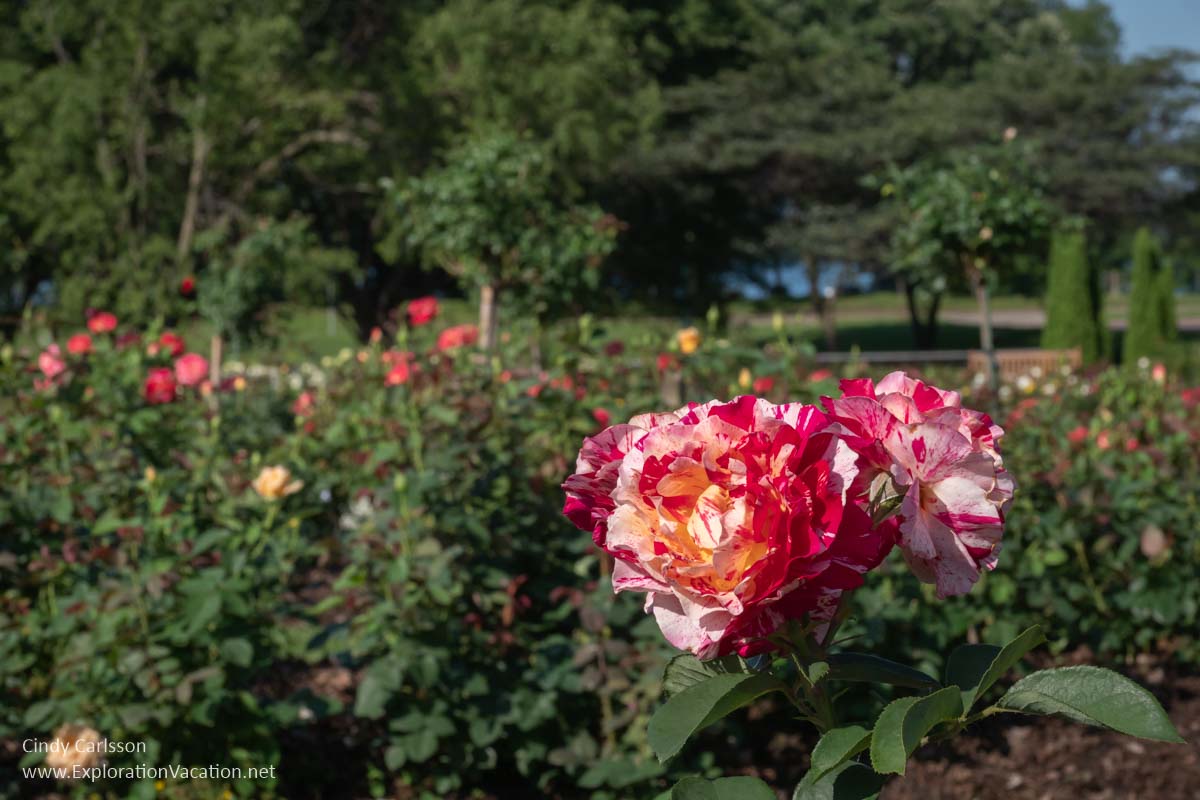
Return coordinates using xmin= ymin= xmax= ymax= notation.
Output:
xmin=1106 ymin=0 xmax=1200 ymax=57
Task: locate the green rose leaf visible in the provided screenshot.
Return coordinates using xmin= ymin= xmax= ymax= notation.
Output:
xmin=807 ymin=725 xmax=872 ymax=783
xmin=670 ymin=776 xmax=776 ymax=800
xmin=828 ymin=653 xmax=941 ymax=690
xmin=996 ymin=665 xmax=1184 ymax=743
xmin=649 ymin=672 xmax=787 ymax=763
xmin=945 ymin=624 xmax=1045 ymax=712
xmin=793 ymin=761 xmax=886 ymax=800
xmin=869 ymin=686 xmax=963 ymax=775
xmin=662 ymin=653 xmax=749 ymax=698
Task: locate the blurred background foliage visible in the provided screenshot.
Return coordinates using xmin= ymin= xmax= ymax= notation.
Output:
xmin=1 ymin=0 xmax=1198 ymax=345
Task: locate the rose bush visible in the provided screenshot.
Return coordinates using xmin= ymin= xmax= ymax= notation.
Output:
xmin=0 ymin=309 xmax=1195 ymax=799
xmin=564 ymin=373 xmax=1185 ymax=799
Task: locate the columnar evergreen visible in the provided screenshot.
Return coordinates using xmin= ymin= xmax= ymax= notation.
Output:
xmin=1124 ymin=227 xmax=1176 ymax=363
xmin=1042 ymin=226 xmax=1103 ymax=362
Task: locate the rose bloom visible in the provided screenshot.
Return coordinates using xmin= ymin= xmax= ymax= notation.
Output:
xmin=436 ymin=324 xmax=478 ymax=351
xmin=143 ymin=367 xmax=177 ymax=404
xmin=656 ymin=353 xmax=677 ymax=373
xmin=592 ymin=407 xmax=611 ymax=427
xmin=252 ymin=465 xmax=304 ymax=500
xmin=407 ymin=296 xmax=439 ymax=327
xmin=44 ymin=724 xmax=104 ymax=773
xmin=563 ymin=396 xmax=892 ymax=659
xmin=1067 ymin=425 xmax=1088 ymax=445
xmin=87 ymin=311 xmax=118 ymax=334
xmin=292 ymin=391 xmax=316 ymax=417
xmin=38 ymin=344 xmax=67 ymax=379
xmin=822 ymin=372 xmax=1013 ymax=598
xmin=676 ymin=326 xmax=702 ymax=355
xmin=385 ymin=360 xmax=411 ymax=386
xmin=66 ymin=334 xmax=93 ymax=355
xmin=159 ymin=331 xmax=186 ymax=357
xmin=174 ymin=352 xmax=209 ymax=386
xmin=752 ymin=376 xmax=775 ymax=394
xmin=180 ymin=275 xmax=196 ymax=297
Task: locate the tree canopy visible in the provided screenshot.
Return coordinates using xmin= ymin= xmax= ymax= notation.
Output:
xmin=0 ymin=0 xmax=1196 ymax=338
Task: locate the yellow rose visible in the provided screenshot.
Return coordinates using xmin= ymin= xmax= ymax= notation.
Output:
xmin=738 ymin=368 xmax=752 ymax=389
xmin=676 ymin=327 xmax=702 ymax=355
xmin=252 ymin=465 xmax=304 ymax=501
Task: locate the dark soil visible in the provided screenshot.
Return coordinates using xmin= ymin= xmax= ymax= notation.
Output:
xmin=881 ymin=674 xmax=1200 ymax=800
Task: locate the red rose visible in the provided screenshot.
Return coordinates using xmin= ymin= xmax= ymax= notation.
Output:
xmin=67 ymin=334 xmax=93 ymax=355
xmin=180 ymin=275 xmax=196 ymax=297
xmin=143 ymin=367 xmax=177 ymax=404
xmin=87 ymin=311 xmax=118 ymax=334
xmin=406 ymin=296 xmax=440 ymax=327
xmin=436 ymin=324 xmax=478 ymax=351
xmin=385 ymin=360 xmax=411 ymax=386
xmin=1067 ymin=425 xmax=1088 ymax=445
xmin=159 ymin=331 xmax=186 ymax=357
xmin=752 ymin=376 xmax=776 ymax=394
xmin=604 ymin=340 xmax=625 ymax=357
xmin=592 ymin=407 xmax=611 ymax=427
xmin=174 ymin=353 xmax=209 ymax=386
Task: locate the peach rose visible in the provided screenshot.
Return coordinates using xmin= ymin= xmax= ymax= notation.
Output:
xmin=563 ymin=396 xmax=892 ymax=659
xmin=252 ymin=465 xmax=303 ymax=501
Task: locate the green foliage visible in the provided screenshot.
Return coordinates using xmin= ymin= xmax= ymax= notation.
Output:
xmin=381 ymin=132 xmax=619 ymax=323
xmin=997 ymin=666 xmax=1184 ymax=742
xmin=653 ymin=623 xmax=1180 ymax=797
xmin=886 ymin=140 xmax=1054 ymax=293
xmin=1124 ymin=227 xmax=1176 ymax=363
xmin=1042 ymin=226 xmax=1104 ymax=362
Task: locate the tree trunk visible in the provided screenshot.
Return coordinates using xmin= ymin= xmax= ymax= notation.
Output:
xmin=901 ymin=278 xmax=941 ymax=349
xmin=479 ymin=284 xmax=499 ymax=351
xmin=177 ymin=124 xmax=209 ymax=262
xmin=806 ymin=256 xmax=838 ymax=349
xmin=965 ymin=255 xmax=997 ymax=390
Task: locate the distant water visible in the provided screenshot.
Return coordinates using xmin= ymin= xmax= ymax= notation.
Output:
xmin=725 ymin=262 xmax=877 ymax=300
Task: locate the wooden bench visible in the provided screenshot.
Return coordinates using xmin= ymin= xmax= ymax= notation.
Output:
xmin=967 ymin=348 xmax=1081 ymax=380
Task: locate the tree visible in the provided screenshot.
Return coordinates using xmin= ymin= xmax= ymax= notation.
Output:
xmin=381 ymin=133 xmax=619 ymax=350
xmin=1041 ymin=224 xmax=1104 ymax=362
xmin=1124 ymin=227 xmax=1176 ymax=363
xmin=886 ymin=138 xmax=1054 ymax=378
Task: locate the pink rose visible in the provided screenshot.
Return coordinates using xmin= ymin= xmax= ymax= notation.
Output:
xmin=563 ymin=396 xmax=892 ymax=659
xmin=822 ymin=372 xmax=1013 ymax=598
xmin=87 ymin=311 xmax=117 ymax=334
xmin=174 ymin=353 xmax=208 ymax=387
xmin=292 ymin=391 xmax=316 ymax=417
xmin=38 ymin=344 xmax=66 ymax=380
xmin=143 ymin=367 xmax=177 ymax=404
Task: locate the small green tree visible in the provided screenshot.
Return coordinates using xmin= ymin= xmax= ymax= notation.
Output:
xmin=1041 ymin=225 xmax=1103 ymax=362
xmin=381 ymin=133 xmax=618 ymax=350
xmin=1124 ymin=227 xmax=1176 ymax=363
xmin=886 ymin=138 xmax=1053 ymax=382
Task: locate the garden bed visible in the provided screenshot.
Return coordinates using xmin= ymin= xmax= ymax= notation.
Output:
xmin=883 ymin=672 xmax=1200 ymax=800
